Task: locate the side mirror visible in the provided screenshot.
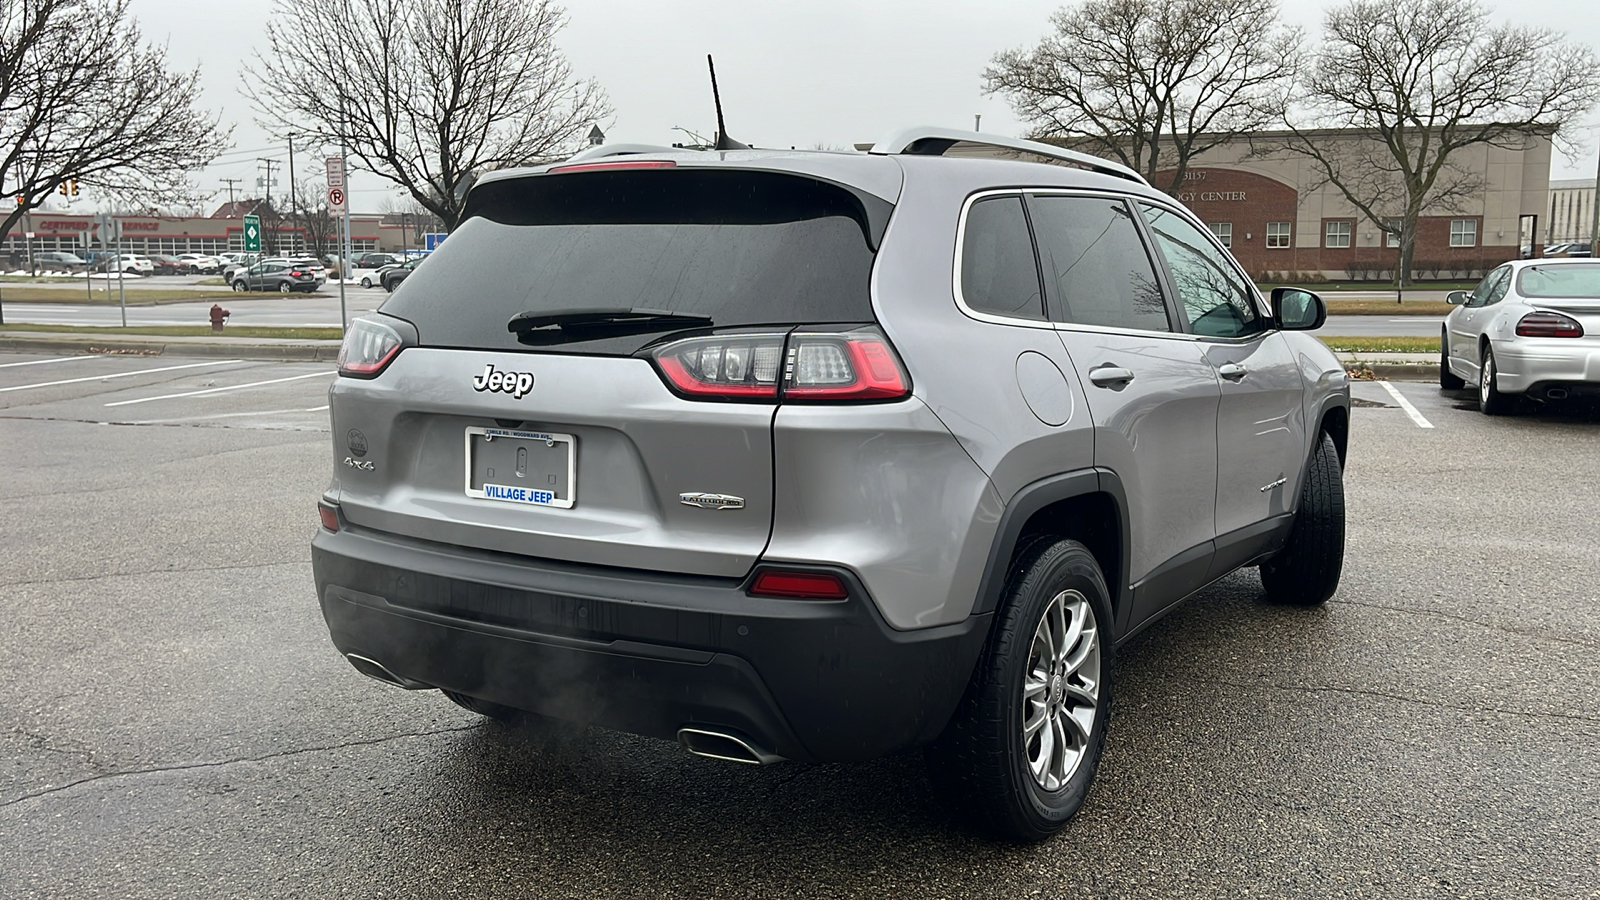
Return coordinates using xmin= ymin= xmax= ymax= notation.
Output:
xmin=1445 ymin=290 xmax=1470 ymax=306
xmin=1271 ymin=287 xmax=1325 ymax=331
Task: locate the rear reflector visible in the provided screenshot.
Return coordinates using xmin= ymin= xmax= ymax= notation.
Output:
xmin=749 ymin=570 xmax=849 ymax=600
xmin=548 ymin=160 xmax=677 ymax=174
xmin=317 ymin=502 xmax=340 ymax=532
xmin=1516 ymin=311 xmax=1585 ymax=337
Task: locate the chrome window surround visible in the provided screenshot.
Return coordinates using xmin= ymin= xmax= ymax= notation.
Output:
xmin=951 ymin=188 xmax=1272 ymax=343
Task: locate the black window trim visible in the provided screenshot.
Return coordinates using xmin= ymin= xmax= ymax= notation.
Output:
xmin=951 ymin=187 xmax=1197 ymax=341
xmin=1132 ymin=197 xmax=1275 ymax=343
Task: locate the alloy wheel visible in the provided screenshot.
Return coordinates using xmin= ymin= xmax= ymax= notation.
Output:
xmin=1021 ymin=589 xmax=1101 ymax=791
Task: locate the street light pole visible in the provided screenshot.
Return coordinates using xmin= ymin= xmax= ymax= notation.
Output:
xmin=1590 ymin=145 xmax=1599 ymax=257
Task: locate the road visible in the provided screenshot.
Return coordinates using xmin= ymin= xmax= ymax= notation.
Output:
xmin=1 ymin=290 xmax=387 ymax=328
xmin=1 ymin=351 xmax=1596 ymax=898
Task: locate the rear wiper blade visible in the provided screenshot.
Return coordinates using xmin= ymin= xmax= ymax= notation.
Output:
xmin=507 ymin=307 xmax=714 ymax=344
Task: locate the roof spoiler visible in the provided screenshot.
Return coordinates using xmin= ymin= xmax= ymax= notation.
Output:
xmin=866 ymin=126 xmax=1147 ymax=185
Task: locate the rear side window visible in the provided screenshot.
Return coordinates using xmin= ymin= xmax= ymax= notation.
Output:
xmin=1028 ymin=195 xmax=1170 ymax=332
xmin=382 ymin=169 xmax=889 ymax=354
xmin=960 ymin=195 xmax=1045 ymax=320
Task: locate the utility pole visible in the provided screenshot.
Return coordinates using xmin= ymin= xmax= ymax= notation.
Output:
xmin=257 ymin=158 xmax=278 ymax=253
xmin=974 ymin=114 xmax=982 ymax=132
xmin=1591 ymin=147 xmax=1599 ymax=258
xmin=220 ymin=177 xmax=242 ymax=209
xmin=287 ymin=134 xmax=300 ymax=255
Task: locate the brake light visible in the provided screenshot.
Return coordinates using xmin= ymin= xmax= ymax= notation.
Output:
xmin=337 ymin=316 xmax=406 ymax=377
xmin=649 ymin=332 xmax=785 ymax=399
xmin=749 ymin=569 xmax=849 ymax=600
xmin=781 ymin=328 xmax=910 ymax=401
xmin=289 ymin=269 xmax=303 ymax=277
xmin=1516 ymin=311 xmax=1584 ymax=337
xmin=548 ymin=160 xmax=677 ymax=174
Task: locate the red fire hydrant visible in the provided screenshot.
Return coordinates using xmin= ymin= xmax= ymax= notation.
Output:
xmin=209 ymin=303 xmax=230 ymax=332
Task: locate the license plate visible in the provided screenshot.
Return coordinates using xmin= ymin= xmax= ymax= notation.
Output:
xmin=463 ymin=426 xmax=575 ymax=509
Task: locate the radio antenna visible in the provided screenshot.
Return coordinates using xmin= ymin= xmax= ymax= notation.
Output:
xmin=708 ymin=55 xmax=750 ymax=151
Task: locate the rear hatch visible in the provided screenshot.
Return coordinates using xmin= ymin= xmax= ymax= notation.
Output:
xmin=332 ymin=163 xmax=895 ymax=577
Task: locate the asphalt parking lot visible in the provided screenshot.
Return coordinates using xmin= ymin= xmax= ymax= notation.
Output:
xmin=1 ymin=351 xmax=1597 ymax=898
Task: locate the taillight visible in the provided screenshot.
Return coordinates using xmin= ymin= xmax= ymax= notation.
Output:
xmin=748 ymin=569 xmax=849 ymax=600
xmin=782 ymin=328 xmax=910 ymax=401
xmin=337 ymin=316 xmax=407 ymax=378
xmin=317 ymin=501 xmax=340 ymax=532
xmin=649 ymin=331 xmax=786 ymax=399
xmin=1516 ymin=311 xmax=1584 ymax=337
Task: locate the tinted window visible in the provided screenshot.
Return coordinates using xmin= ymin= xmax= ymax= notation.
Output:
xmin=1514 ymin=264 xmax=1600 ymax=298
xmin=384 ymin=170 xmax=889 ymax=354
xmin=1029 ymin=195 xmax=1170 ymax=332
xmin=960 ymin=195 xmax=1044 ymax=320
xmin=1139 ymin=203 xmax=1265 ymax=339
xmin=1467 ymin=267 xmax=1509 ymax=308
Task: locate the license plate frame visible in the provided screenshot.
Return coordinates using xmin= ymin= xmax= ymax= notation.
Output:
xmin=462 ymin=426 xmax=576 ymax=509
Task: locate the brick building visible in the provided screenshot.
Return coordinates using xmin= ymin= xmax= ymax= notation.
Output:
xmin=1144 ymin=128 xmax=1552 ymax=281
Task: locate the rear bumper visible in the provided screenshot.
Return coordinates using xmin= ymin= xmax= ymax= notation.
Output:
xmin=311 ymin=525 xmax=990 ymax=762
xmin=1492 ymin=340 xmax=1600 ymax=393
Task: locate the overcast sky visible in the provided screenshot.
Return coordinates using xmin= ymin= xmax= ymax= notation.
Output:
xmin=113 ymin=0 xmax=1600 ymax=213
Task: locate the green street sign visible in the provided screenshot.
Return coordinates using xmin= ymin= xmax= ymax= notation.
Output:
xmin=243 ymin=214 xmax=261 ymax=252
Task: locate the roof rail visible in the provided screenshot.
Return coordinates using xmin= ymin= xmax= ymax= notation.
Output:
xmin=868 ymin=127 xmax=1147 ymax=185
xmin=564 ymin=143 xmax=685 ymax=163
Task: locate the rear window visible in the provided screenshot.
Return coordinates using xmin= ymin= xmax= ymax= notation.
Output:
xmin=381 ymin=169 xmax=890 ymax=353
xmin=1518 ymin=263 xmax=1600 ymax=298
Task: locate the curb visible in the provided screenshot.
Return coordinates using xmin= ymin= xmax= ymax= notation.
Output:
xmin=1359 ymin=364 xmax=1434 ymax=382
xmin=0 ymin=334 xmax=341 ymax=362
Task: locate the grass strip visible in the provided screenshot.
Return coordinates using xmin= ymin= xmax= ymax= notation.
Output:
xmin=0 ymin=323 xmax=342 ymax=340
xmin=1318 ymin=336 xmax=1437 ymax=354
xmin=0 ymin=287 xmax=250 ymax=304
xmin=1322 ymin=298 xmax=1453 ymax=315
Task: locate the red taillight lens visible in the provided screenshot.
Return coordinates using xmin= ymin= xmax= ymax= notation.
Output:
xmin=337 ymin=317 xmax=406 ymax=377
xmin=317 ymin=501 xmax=340 ymax=532
xmin=289 ymin=269 xmax=303 ymax=276
xmin=1516 ymin=311 xmax=1585 ymax=337
xmin=782 ymin=329 xmax=910 ymax=401
xmin=650 ymin=332 xmax=786 ymax=399
xmin=548 ymin=160 xmax=677 ymax=174
xmin=749 ymin=569 xmax=849 ymax=600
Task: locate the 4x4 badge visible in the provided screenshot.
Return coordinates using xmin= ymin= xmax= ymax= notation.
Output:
xmin=679 ymin=492 xmax=745 ymax=511
xmin=472 ymin=364 xmax=535 ymax=399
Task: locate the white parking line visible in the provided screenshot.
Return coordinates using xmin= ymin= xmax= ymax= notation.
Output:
xmin=1380 ymin=381 xmax=1434 ymax=429
xmin=305 ymin=404 xmax=329 ymax=411
xmin=0 ymin=359 xmax=238 ymax=393
xmin=0 ymin=355 xmax=96 ymax=369
xmin=104 ymin=370 xmax=335 ymax=407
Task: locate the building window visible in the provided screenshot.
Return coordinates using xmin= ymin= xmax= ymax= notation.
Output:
xmin=1207 ymin=222 xmax=1233 ymax=248
xmin=1266 ymin=221 xmax=1291 ymax=249
xmin=1450 ymin=219 xmax=1478 ymax=247
xmin=1386 ymin=219 xmax=1403 ymax=248
xmin=1324 ymin=220 xmax=1352 ymax=248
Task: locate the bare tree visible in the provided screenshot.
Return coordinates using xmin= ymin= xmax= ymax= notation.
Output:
xmin=984 ymin=0 xmax=1299 ymax=191
xmin=246 ymin=0 xmax=610 ymax=230
xmin=1289 ymin=0 xmax=1600 ymax=283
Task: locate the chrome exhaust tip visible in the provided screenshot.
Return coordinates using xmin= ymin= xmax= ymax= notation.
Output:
xmin=344 ymin=653 xmax=432 ymax=690
xmin=677 ymin=727 xmax=785 ymax=765
xmin=1546 ymin=387 xmax=1569 ymax=400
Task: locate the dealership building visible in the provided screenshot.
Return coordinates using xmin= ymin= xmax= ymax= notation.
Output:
xmin=2 ymin=200 xmax=435 ymax=261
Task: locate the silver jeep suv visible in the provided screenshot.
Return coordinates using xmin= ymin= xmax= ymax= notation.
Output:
xmin=312 ymin=128 xmax=1350 ymax=841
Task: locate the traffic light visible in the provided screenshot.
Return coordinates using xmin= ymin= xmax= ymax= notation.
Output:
xmin=58 ymin=182 xmax=68 ymax=197
xmin=13 ymin=195 xmax=23 ymax=208
xmin=56 ymin=180 xmax=80 ymax=197
xmin=69 ymin=179 xmax=79 ymax=196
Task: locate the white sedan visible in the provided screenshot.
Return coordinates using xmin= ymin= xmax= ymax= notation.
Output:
xmin=1443 ymin=258 xmax=1600 ymax=414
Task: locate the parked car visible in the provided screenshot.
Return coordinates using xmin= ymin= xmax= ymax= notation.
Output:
xmin=149 ymin=254 xmax=187 ymax=275
xmin=34 ymin=251 xmax=87 ymax=270
xmin=177 ymin=253 xmax=223 ymax=274
xmin=1442 ymin=258 xmax=1600 ymax=413
xmin=231 ymin=259 xmax=324 ymax=293
xmin=90 ymin=252 xmax=153 ymax=275
xmin=378 ymin=256 xmax=423 ymax=291
xmin=353 ymin=251 xmax=403 ymax=269
xmin=314 ymin=128 xmax=1350 ymax=842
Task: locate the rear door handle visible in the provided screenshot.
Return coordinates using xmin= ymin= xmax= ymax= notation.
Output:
xmin=1217 ymin=363 xmax=1248 ymax=381
xmin=1088 ymin=366 xmax=1135 ymax=388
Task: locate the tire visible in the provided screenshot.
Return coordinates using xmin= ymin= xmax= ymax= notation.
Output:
xmin=441 ymin=689 xmax=520 ymax=723
xmin=926 ymin=538 xmax=1112 ymax=842
xmin=1478 ymin=345 xmax=1514 ymax=415
xmin=232 ymin=280 xmax=246 ymax=292
xmin=383 ymin=279 xmax=395 ymax=293
xmin=360 ymin=276 xmax=373 ymax=289
xmin=1440 ymin=329 xmax=1465 ymax=389
xmin=1260 ymin=432 xmax=1345 ymax=606
xmin=277 ymin=281 xmax=292 ymax=294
